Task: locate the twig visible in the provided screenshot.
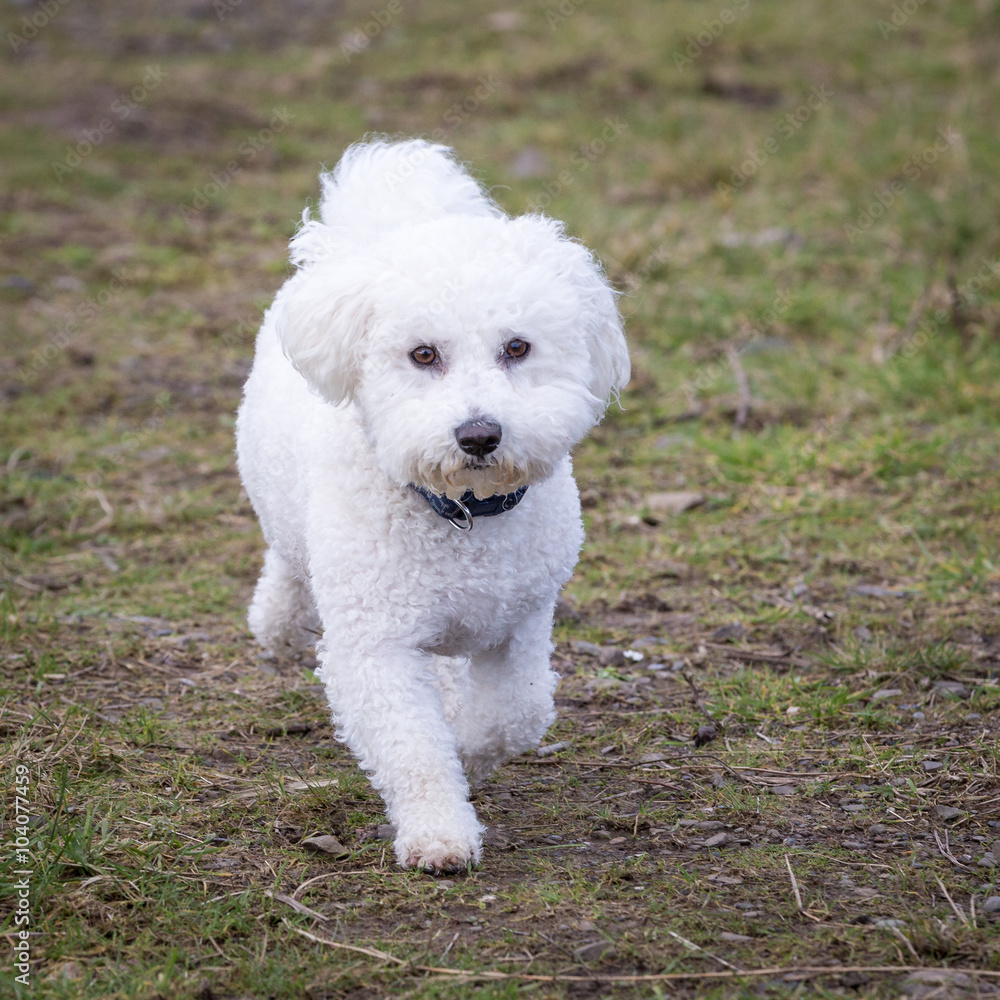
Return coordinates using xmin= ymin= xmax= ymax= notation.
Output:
xmin=679 ymin=671 xmax=714 ymax=722
xmin=933 ymin=829 xmax=974 ymax=872
xmin=440 ymin=932 xmax=460 ymax=961
xmin=703 ymin=643 xmax=813 ymax=670
xmin=946 ymin=261 xmax=970 ymax=347
xmin=888 ymin=924 xmax=921 ymax=962
xmin=725 ymin=345 xmax=752 ymax=428
xmin=879 ymin=278 xmax=933 ymax=362
xmin=292 ymin=870 xmax=371 ymax=900
xmin=934 ymin=876 xmax=969 ymax=926
xmin=666 ymin=929 xmax=741 ymax=972
xmin=265 ymin=889 xmax=329 ymax=923
xmin=783 ymin=855 xmax=820 ymax=921
xmin=283 ymin=924 xmax=1000 ymax=986
xmin=785 ymin=854 xmax=804 ymax=912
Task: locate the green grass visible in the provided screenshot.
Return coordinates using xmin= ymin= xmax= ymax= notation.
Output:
xmin=2 ymin=0 xmax=1000 ymax=997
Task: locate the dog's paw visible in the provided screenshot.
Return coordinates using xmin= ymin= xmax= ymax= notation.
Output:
xmin=395 ymin=827 xmax=482 ymax=876
xmin=406 ymin=850 xmax=473 ymax=876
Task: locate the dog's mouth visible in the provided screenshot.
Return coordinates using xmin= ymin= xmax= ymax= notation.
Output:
xmin=413 ymin=450 xmax=532 ymax=501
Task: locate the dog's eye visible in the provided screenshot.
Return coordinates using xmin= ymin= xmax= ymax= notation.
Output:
xmin=503 ymin=338 xmax=530 ymax=361
xmin=410 ymin=346 xmax=438 ymax=366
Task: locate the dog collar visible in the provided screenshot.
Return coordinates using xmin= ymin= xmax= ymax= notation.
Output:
xmin=410 ymin=484 xmax=528 ymax=531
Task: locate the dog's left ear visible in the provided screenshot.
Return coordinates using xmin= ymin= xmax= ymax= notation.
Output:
xmin=274 ymin=261 xmax=376 ymax=405
xmin=580 ymin=275 xmax=631 ymax=409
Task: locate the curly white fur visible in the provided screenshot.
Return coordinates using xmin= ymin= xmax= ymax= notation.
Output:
xmin=236 ymin=139 xmax=629 ymax=874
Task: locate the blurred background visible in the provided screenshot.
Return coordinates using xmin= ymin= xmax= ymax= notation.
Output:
xmin=3 ymin=3 xmax=1000 ymax=993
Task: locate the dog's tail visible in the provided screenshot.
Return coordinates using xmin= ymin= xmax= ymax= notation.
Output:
xmin=291 ymin=139 xmax=500 ymax=267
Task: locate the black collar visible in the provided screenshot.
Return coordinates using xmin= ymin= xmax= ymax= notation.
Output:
xmin=410 ymin=484 xmax=528 ymax=531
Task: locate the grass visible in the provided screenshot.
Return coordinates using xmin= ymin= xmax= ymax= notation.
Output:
xmin=2 ymin=0 xmax=1000 ymax=996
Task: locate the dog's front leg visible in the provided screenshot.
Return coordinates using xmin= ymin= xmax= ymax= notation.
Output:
xmin=318 ymin=639 xmax=483 ymax=874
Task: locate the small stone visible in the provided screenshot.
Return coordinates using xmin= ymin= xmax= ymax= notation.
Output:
xmin=696 ymin=821 xmax=726 ymax=831
xmin=934 ymin=680 xmax=971 ymax=699
xmin=509 ymin=146 xmax=547 ymax=179
xmin=574 ymin=940 xmax=616 ymax=963
xmin=639 ymin=753 xmax=668 ymax=763
xmin=376 ymin=824 xmax=396 ymax=841
xmin=850 ymin=584 xmax=915 ymax=598
xmin=45 ymin=961 xmax=84 ymax=982
xmin=841 ymin=840 xmax=865 ymax=850
xmin=842 ymin=804 xmax=865 ymax=813
xmin=301 ymin=834 xmax=349 ymax=856
xmin=644 ymin=491 xmax=705 ymax=514
xmin=922 ymin=760 xmax=943 ymax=772
xmin=711 ymin=622 xmax=748 ymax=643
xmin=982 ymin=896 xmax=1000 ymax=913
xmin=979 ymin=856 xmax=998 ymax=869
xmin=436 ymin=879 xmax=455 ymax=889
xmin=840 ymin=972 xmax=870 ymax=988
xmin=873 ymin=918 xmax=906 ymax=928
xmin=536 ymin=742 xmax=567 ymax=758
xmin=718 ymin=932 xmax=752 ymax=942
xmin=704 ymin=832 xmax=728 ymax=848
xmin=853 ymin=625 xmax=874 ymax=643
xmin=871 ymin=688 xmax=903 ymax=701
xmin=553 ymin=596 xmax=580 ymax=624
xmin=934 ymin=805 xmax=962 ymax=821
xmin=695 ymin=724 xmax=717 ymax=746
xmin=3 ymin=275 xmax=35 ymax=295
xmin=868 ymin=824 xmax=890 ymax=834
xmin=992 ymin=840 xmax=1000 ymax=861
xmin=901 ymin=970 xmax=971 ymax=992
xmin=771 ymin=785 xmax=796 ymax=796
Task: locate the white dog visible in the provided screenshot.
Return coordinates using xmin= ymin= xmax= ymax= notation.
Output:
xmin=236 ymin=139 xmax=629 ymax=874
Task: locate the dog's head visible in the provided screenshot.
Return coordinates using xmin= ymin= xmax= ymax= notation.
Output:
xmin=276 ymin=210 xmax=629 ymax=500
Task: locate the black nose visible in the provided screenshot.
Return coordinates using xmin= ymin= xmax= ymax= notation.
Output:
xmin=455 ymin=419 xmax=502 ymax=457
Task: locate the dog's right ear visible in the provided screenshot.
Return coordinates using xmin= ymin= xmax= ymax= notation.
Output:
xmin=274 ymin=261 xmax=375 ymax=405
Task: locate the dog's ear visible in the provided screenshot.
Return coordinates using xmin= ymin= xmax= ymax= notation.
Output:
xmin=580 ymin=276 xmax=630 ymax=409
xmin=514 ymin=215 xmax=630 ymax=410
xmin=275 ymin=262 xmax=375 ymax=405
